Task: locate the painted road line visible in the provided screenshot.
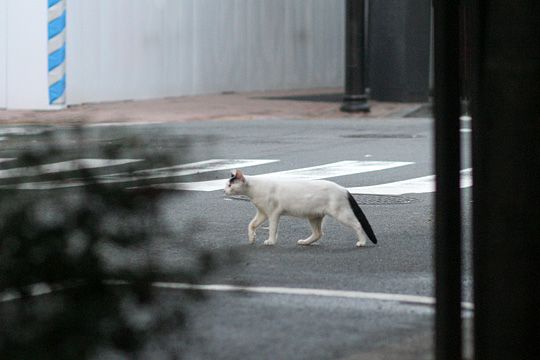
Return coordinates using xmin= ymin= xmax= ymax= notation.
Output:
xmin=0 ymin=158 xmax=15 ymax=163
xmin=0 ymin=159 xmax=142 ymax=180
xmin=270 ymin=161 xmax=413 ymax=180
xmin=107 ymin=281 xmax=474 ymax=311
xmin=0 ymin=281 xmax=81 ymax=303
xmin=0 ymin=280 xmax=475 ymax=312
xmin=348 ymin=168 xmax=472 ymax=195
xmin=0 ymin=127 xmax=50 ymax=136
xmin=2 ymin=159 xmax=278 ymax=190
xmin=149 ymin=161 xmax=414 ymax=191
xmin=1 ymin=283 xmax=59 ymax=302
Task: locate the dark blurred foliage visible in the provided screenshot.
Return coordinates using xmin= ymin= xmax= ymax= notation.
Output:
xmin=0 ymin=129 xmax=217 ymax=359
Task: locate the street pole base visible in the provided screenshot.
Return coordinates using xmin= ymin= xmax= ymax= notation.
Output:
xmin=340 ymin=96 xmax=370 ymax=113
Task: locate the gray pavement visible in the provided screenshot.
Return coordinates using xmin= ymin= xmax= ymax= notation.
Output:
xmin=0 ymin=111 xmax=473 ymax=359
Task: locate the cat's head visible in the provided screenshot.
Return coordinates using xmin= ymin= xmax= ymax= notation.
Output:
xmin=224 ymin=169 xmax=247 ymax=195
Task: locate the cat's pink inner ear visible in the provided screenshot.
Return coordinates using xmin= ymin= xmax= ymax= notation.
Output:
xmin=236 ymin=169 xmax=245 ymax=182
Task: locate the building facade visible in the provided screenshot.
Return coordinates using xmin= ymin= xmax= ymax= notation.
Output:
xmin=1 ymin=0 xmax=345 ymax=110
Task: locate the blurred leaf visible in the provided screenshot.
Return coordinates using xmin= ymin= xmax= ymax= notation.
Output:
xmin=0 ymin=130 xmax=219 ymax=359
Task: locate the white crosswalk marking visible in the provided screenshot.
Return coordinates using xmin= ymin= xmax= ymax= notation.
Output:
xmin=1 ymin=158 xmax=473 ymax=195
xmin=148 ymin=161 xmax=413 ymax=192
xmin=348 ymin=168 xmax=472 ymax=195
xmin=1 ymin=159 xmax=278 ymax=190
xmin=0 ymin=159 xmax=142 ymax=180
xmin=100 ymin=159 xmax=278 ymax=183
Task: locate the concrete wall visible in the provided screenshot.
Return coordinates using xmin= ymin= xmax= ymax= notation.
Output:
xmin=66 ymin=0 xmax=345 ymax=105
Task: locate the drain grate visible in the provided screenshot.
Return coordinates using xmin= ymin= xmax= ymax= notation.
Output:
xmin=353 ymin=194 xmax=417 ymax=205
xmin=255 ymin=93 xmax=343 ymax=103
xmin=341 ymin=133 xmax=423 ymax=139
xmin=226 ymin=194 xmax=417 ymax=205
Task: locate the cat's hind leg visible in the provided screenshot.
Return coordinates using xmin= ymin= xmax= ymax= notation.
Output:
xmin=331 ymin=208 xmax=368 ymax=247
xmin=297 ymin=217 xmax=324 ymax=245
xmin=248 ymin=210 xmax=267 ymax=244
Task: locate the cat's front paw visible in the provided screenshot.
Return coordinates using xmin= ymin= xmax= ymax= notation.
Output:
xmin=248 ymin=231 xmax=256 ymax=244
xmin=297 ymin=239 xmax=312 ymax=246
xmin=263 ymin=239 xmax=276 ymax=246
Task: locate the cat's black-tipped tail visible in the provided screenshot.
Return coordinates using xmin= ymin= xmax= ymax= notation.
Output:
xmin=347 ymin=192 xmax=378 ymax=244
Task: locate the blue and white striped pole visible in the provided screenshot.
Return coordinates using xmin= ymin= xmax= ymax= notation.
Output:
xmin=47 ymin=0 xmax=66 ymax=105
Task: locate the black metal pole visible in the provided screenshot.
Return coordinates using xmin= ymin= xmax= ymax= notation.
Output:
xmin=433 ymin=1 xmax=462 ymax=360
xmin=471 ymin=1 xmax=540 ymax=359
xmin=341 ymin=0 xmax=370 ymax=112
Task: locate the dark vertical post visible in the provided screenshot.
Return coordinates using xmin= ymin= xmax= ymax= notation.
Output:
xmin=433 ymin=1 xmax=462 ymax=360
xmin=459 ymin=1 xmax=472 ymax=116
xmin=367 ymin=0 xmax=431 ymax=102
xmin=341 ymin=0 xmax=370 ymax=112
xmin=471 ymin=1 xmax=540 ymax=359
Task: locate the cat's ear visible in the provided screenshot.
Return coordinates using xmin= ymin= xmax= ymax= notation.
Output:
xmin=234 ymin=169 xmax=246 ymax=182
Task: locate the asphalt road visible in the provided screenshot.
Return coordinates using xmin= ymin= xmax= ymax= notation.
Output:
xmin=0 ymin=117 xmax=473 ymax=359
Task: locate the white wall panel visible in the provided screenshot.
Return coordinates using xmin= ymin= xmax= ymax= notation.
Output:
xmin=0 ymin=0 xmax=7 ymax=108
xmin=5 ymin=0 xmax=50 ymax=109
xmin=67 ymin=0 xmax=344 ymax=105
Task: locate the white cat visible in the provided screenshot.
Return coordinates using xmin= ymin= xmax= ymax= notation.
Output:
xmin=224 ymin=169 xmax=378 ymax=247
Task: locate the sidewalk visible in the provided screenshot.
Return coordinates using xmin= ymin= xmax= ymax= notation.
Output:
xmin=0 ymin=88 xmax=422 ymax=125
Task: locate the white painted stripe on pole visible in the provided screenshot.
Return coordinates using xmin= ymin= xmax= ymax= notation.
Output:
xmin=150 ymin=161 xmax=413 ymax=192
xmin=459 ymin=168 xmax=473 ymax=188
xmin=48 ymin=0 xmax=66 ymax=105
xmin=348 ymin=168 xmax=472 ymax=195
xmin=48 ymin=30 xmax=66 ymax=54
xmin=52 ymin=93 xmax=66 ymax=105
xmin=48 ymin=0 xmax=65 ymax=21
xmin=3 ymin=159 xmax=278 ymax=190
xmin=48 ymin=63 xmax=65 ymax=84
xmin=0 ymin=159 xmax=142 ymax=180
